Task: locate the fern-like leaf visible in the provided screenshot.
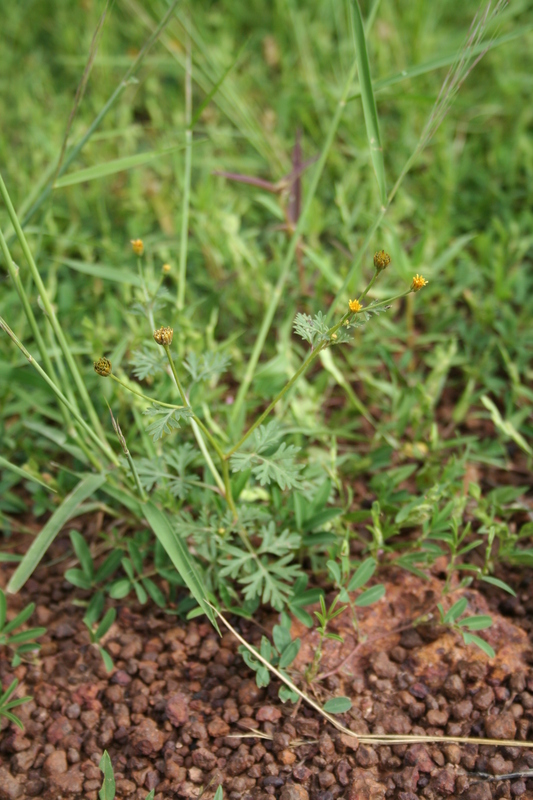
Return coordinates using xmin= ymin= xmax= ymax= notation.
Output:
xmin=143 ymin=405 xmax=193 ymax=441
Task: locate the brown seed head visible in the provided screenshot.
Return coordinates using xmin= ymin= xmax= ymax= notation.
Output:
xmin=131 ymin=239 xmax=144 ymax=256
xmin=373 ymin=250 xmax=391 ymax=271
xmin=153 ymin=326 xmax=174 ymax=346
xmin=94 ymin=357 xmax=112 ymax=377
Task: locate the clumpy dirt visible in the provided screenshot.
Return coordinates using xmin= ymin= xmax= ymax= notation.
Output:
xmin=3 ymin=535 xmax=533 ymax=800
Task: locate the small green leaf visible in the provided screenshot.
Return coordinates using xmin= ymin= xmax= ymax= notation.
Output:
xmin=323 ymin=696 xmax=352 ymax=714
xmin=462 ymin=632 xmax=495 ymax=658
xmin=354 ymin=584 xmax=385 ymax=607
xmin=327 ymin=560 xmax=342 ymax=585
xmin=65 ymin=568 xmax=93 ymax=590
xmin=95 ymin=608 xmax=116 ymax=641
xmin=100 ymin=648 xmax=114 ymax=674
xmin=214 ymin=785 xmax=224 ymax=800
xmin=99 ymin=751 xmax=116 ymax=800
xmin=273 ymin=624 xmax=292 ymax=654
xmin=3 ymin=602 xmax=36 ymax=634
xmin=481 ymin=576 xmax=516 ymax=596
xmin=458 ymin=615 xmax=493 ymax=631
xmin=142 ymin=578 xmax=166 ymax=608
xmin=444 ymin=597 xmax=468 ymax=624
xmin=109 ymin=579 xmax=132 ymax=600
xmin=69 ymin=530 xmax=94 ymax=579
xmin=348 ymin=557 xmax=377 ymax=592
xmin=279 ymin=639 xmax=301 ymax=668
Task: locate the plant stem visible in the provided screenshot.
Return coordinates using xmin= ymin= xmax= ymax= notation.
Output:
xmin=226 ymin=345 xmax=324 ymax=458
xmin=162 ymin=345 xmax=231 ymax=502
xmin=109 ymin=374 xmax=186 ymax=410
xmin=137 ymin=256 xmax=155 ymax=331
xmin=231 ymin=55 xmax=359 ymax=424
xmin=177 ymin=33 xmax=192 ymax=312
xmin=226 ymin=273 xmax=389 ymax=457
xmin=0 ymin=316 xmax=117 ymax=466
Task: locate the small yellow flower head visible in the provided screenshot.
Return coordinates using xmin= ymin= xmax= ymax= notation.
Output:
xmin=162 ymin=263 xmax=171 ymax=273
xmin=153 ymin=326 xmax=174 ymax=346
xmin=94 ymin=357 xmax=112 ymax=377
xmin=374 ymin=250 xmax=391 ymax=271
xmin=349 ymin=298 xmax=362 ymax=313
xmin=131 ymin=239 xmax=144 ymax=256
xmin=331 ymin=333 xmax=338 ymax=340
xmin=411 ymin=274 xmax=428 ymax=292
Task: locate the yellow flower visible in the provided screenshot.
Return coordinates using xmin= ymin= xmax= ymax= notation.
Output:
xmin=349 ymin=298 xmax=362 ymax=313
xmin=373 ymin=250 xmax=391 ymax=271
xmin=153 ymin=326 xmax=174 ymax=346
xmin=162 ymin=263 xmax=171 ymax=273
xmin=131 ymin=239 xmax=144 ymax=256
xmin=94 ymin=357 xmax=112 ymax=377
xmin=411 ymin=274 xmax=428 ymax=292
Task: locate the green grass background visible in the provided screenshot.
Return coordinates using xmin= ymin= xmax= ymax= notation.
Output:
xmin=1 ymin=0 xmax=532 ymax=523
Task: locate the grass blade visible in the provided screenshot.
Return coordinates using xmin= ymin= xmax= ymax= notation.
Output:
xmin=143 ymin=501 xmax=218 ymax=630
xmin=7 ymin=473 xmax=107 ymax=593
xmin=54 ymin=144 xmax=188 ymax=188
xmin=350 ymin=0 xmax=386 ymax=205
xmin=55 ymin=258 xmax=143 ymax=286
xmin=0 ymin=455 xmax=56 ymax=492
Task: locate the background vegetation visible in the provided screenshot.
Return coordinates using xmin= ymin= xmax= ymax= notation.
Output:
xmin=1 ymin=0 xmax=532 ymax=663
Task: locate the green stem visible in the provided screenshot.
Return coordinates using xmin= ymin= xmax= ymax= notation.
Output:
xmin=162 ymin=345 xmax=230 ymax=501
xmin=358 ymin=270 xmax=379 ymax=303
xmin=226 ymin=344 xmax=324 ymax=458
xmin=137 ymin=256 xmax=155 ymax=331
xmin=109 ymin=374 xmax=186 ymax=410
xmin=231 ymin=56 xmax=359 ymax=424
xmin=226 ymin=272 xmax=387 ymax=458
xmin=0 ymin=172 xmax=114 ymax=458
xmin=0 ymin=316 xmax=117 ymax=466
xmin=177 ymin=35 xmax=193 ymax=312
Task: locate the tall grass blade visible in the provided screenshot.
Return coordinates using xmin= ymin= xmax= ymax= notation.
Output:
xmin=350 ymin=0 xmax=387 ymax=206
xmin=7 ymin=473 xmax=107 ymax=593
xmin=0 ymin=455 xmax=56 ymax=492
xmin=54 ymin=144 xmax=189 ymax=188
xmin=143 ymin=501 xmax=218 ymax=630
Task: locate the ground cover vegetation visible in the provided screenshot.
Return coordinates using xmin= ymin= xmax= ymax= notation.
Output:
xmin=0 ymin=0 xmax=533 ymax=793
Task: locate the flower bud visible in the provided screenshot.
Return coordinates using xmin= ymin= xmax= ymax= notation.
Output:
xmin=153 ymin=326 xmax=174 ymax=346
xmin=131 ymin=239 xmax=144 ymax=256
xmin=162 ymin=263 xmax=171 ymax=273
xmin=373 ymin=250 xmax=391 ymax=271
xmin=94 ymin=357 xmax=112 ymax=377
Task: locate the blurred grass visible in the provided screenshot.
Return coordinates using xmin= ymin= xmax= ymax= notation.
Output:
xmin=1 ymin=0 xmax=532 ymax=522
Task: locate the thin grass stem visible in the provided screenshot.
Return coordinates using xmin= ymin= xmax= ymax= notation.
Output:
xmin=0 ymin=172 xmax=112 ymax=452
xmin=177 ymin=34 xmax=192 ymax=312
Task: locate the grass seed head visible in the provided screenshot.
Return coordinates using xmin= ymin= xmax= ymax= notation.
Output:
xmin=153 ymin=326 xmax=174 ymax=346
xmin=94 ymin=356 xmax=112 ymax=377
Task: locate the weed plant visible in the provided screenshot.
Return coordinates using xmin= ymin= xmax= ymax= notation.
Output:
xmin=1 ymin=0 xmax=532 ymax=699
